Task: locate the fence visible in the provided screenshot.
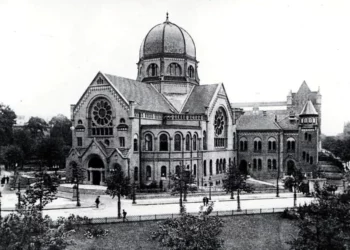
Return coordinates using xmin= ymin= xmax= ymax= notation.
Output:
xmin=78 ymin=207 xmax=289 ymax=225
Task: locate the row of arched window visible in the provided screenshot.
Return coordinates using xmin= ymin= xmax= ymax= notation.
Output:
xmin=302 ymin=152 xmax=314 ymax=164
xmin=240 ymin=137 xmax=296 ymax=152
xmin=250 ymin=158 xmax=278 ymax=171
xmin=147 ymin=63 xmax=195 ymax=78
xmin=304 ymin=132 xmax=312 ymax=142
xmin=203 ymin=158 xmax=236 ymax=177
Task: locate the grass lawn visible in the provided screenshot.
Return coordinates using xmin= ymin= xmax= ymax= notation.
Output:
xmin=67 ymin=214 xmax=298 ymax=250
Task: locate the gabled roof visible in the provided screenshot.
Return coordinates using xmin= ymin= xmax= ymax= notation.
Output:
xmin=181 ymin=84 xmax=218 ymax=113
xmin=236 ymin=114 xmax=281 ymax=130
xmin=297 ymin=81 xmax=311 ymax=95
xmin=300 ymin=100 xmax=318 ymax=116
xmin=277 ymin=116 xmax=299 ymax=130
xmin=104 ymin=73 xmax=174 ymax=113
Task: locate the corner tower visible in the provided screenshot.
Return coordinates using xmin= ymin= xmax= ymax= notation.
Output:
xmin=137 ymin=14 xmax=199 ymax=98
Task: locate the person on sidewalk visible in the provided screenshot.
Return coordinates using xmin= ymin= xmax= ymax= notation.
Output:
xmin=6 ymin=176 xmax=9 ymax=184
xmin=205 ymin=197 xmax=209 ymax=206
xmin=202 ymin=197 xmax=206 ymax=206
xmin=95 ymin=196 xmax=100 ymax=208
xmin=123 ymin=209 xmax=127 ymax=222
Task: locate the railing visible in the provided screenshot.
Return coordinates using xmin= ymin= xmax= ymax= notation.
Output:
xmin=70 ymin=207 xmax=290 ymax=225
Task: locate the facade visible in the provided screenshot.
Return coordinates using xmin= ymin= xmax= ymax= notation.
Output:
xmin=66 ymin=16 xmax=321 ymax=187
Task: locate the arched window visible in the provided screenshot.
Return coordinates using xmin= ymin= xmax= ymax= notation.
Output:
xmin=253 ymin=159 xmax=257 ymax=170
xmin=219 ymin=159 xmax=223 ymax=173
xmin=203 ymin=131 xmax=207 ymax=150
xmin=159 ymin=134 xmax=168 ymax=151
xmin=258 ymin=159 xmax=262 ymax=171
xmin=308 ymin=134 xmax=312 ymax=142
xmin=272 ymin=159 xmax=277 ymax=170
xmin=223 ymin=159 xmax=226 ymax=172
xmin=188 ymin=65 xmax=195 ymax=78
xmin=133 ymin=135 xmax=138 ymax=152
xmin=161 ymin=166 xmax=167 ymax=178
xmin=89 ymin=98 xmax=114 ymax=136
xmin=194 ymin=164 xmax=197 ymax=176
xmin=268 ymin=137 xmax=277 ymax=151
xmin=146 ymin=166 xmax=152 ymax=180
xmin=193 ymin=134 xmax=197 ymax=151
xmin=216 ymin=159 xmax=219 ymax=174
xmin=268 ymin=159 xmax=272 ymax=170
xmin=120 ymin=118 xmax=125 ymax=124
xmin=185 ymin=134 xmax=190 ymax=151
xmin=147 ymin=63 xmax=158 ymax=76
xmin=233 ymin=132 xmax=236 ymax=150
xmin=287 ymin=138 xmax=296 ymax=152
xmin=310 ymin=156 xmax=314 ymax=165
xmin=209 ymin=160 xmax=213 ymax=176
xmin=203 ymin=160 xmax=207 ymax=176
xmin=167 ymin=63 xmax=182 ymax=76
xmin=134 ymin=167 xmax=138 ymax=181
xmin=304 ymin=133 xmax=308 ymax=141
xmin=306 ymin=153 xmax=310 ymax=162
xmin=145 ymin=134 xmax=153 ymax=151
xmin=174 ymin=134 xmax=182 ymax=151
xmin=240 ymin=137 xmax=248 ymax=151
xmin=303 ymin=151 xmax=306 ymax=160
xmin=254 ymin=138 xmax=262 ymax=151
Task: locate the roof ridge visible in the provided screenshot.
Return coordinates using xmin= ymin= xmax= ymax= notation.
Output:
xmin=180 ymin=85 xmax=195 ymax=113
xmin=149 ymin=83 xmax=179 ymax=113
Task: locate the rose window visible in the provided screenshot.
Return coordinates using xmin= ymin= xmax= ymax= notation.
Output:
xmin=214 ymin=109 xmax=225 ymax=136
xmin=92 ymin=100 xmax=112 ymax=126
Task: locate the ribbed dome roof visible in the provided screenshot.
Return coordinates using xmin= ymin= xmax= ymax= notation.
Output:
xmin=139 ymin=18 xmax=196 ymax=59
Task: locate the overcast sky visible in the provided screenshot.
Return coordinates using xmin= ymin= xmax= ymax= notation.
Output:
xmin=0 ymin=0 xmax=349 ymax=136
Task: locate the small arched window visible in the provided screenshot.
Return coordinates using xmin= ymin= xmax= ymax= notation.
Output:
xmin=161 ymin=166 xmax=167 ymax=178
xmin=267 ymin=159 xmax=272 ymax=170
xmin=216 ymin=159 xmax=219 ymax=174
xmin=219 ymin=159 xmax=223 ymax=173
xmin=174 ymin=134 xmax=182 ymax=151
xmin=304 ymin=132 xmax=308 ymax=141
xmin=306 ymin=153 xmax=310 ymax=162
xmin=134 ymin=167 xmax=138 ymax=181
xmin=194 ymin=164 xmax=197 ymax=176
xmin=188 ymin=65 xmax=195 ymax=78
xmin=203 ymin=160 xmax=207 ymax=176
xmin=240 ymin=138 xmax=248 ymax=151
xmin=193 ymin=134 xmax=197 ymax=151
xmin=159 ymin=134 xmax=168 ymax=151
xmin=308 ymin=134 xmax=312 ymax=142
xmin=185 ymin=134 xmax=190 ymax=151
xmin=258 ymin=159 xmax=262 ymax=171
xmin=133 ymin=135 xmax=138 ymax=152
xmin=223 ymin=159 xmax=226 ymax=172
xmin=120 ymin=118 xmax=125 ymax=124
xmin=146 ymin=166 xmax=152 ymax=180
xmin=253 ymin=159 xmax=257 ymax=170
xmin=310 ymin=156 xmax=314 ymax=165
xmin=303 ymin=151 xmax=306 ymax=160
xmin=287 ymin=138 xmax=296 ymax=152
xmin=147 ymin=63 xmax=159 ymax=76
xmin=145 ymin=134 xmax=153 ymax=151
xmin=203 ymin=131 xmax=207 ymax=150
xmin=167 ymin=63 xmax=182 ymax=76
xmin=272 ymin=159 xmax=277 ymax=169
xmin=268 ymin=137 xmax=277 ymax=151
xmin=209 ymin=160 xmax=213 ymax=176
xmin=254 ymin=138 xmax=262 ymax=151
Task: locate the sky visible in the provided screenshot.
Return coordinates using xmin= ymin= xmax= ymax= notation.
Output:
xmin=0 ymin=0 xmax=349 ymax=136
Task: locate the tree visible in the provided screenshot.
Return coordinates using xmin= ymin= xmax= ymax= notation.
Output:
xmin=25 ymin=116 xmax=48 ymax=139
xmin=0 ymin=145 xmax=24 ymax=173
xmin=35 ymin=137 xmax=65 ymax=169
xmin=49 ymin=114 xmax=72 ymax=147
xmin=66 ymin=162 xmax=86 ymax=207
xmin=105 ymin=166 xmax=131 ymax=218
xmin=288 ymin=192 xmax=350 ymax=250
xmin=222 ymin=163 xmax=253 ymax=211
xmin=151 ymin=202 xmax=224 ymax=250
xmin=12 ymin=129 xmax=35 ymax=165
xmin=0 ymin=103 xmax=16 ymax=147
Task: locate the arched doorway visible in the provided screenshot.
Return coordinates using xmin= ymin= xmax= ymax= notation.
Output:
xmin=88 ymin=156 xmax=104 ymax=185
xmin=239 ymin=160 xmax=248 ymax=175
xmin=286 ymin=160 xmax=296 ymax=175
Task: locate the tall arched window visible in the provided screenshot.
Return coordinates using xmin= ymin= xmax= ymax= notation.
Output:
xmin=193 ymin=134 xmax=197 ymax=151
xmin=219 ymin=159 xmax=223 ymax=173
xmin=310 ymin=156 xmax=314 ymax=164
xmin=185 ymin=134 xmax=190 ymax=151
xmin=268 ymin=137 xmax=277 ymax=151
xmin=147 ymin=63 xmax=158 ymax=76
xmin=308 ymin=134 xmax=312 ymax=142
xmin=306 ymin=153 xmax=310 ymax=162
xmin=304 ymin=133 xmax=308 ymax=141
xmin=216 ymin=159 xmax=219 ymax=174
xmin=267 ymin=159 xmax=272 ymax=170
xmin=233 ymin=132 xmax=236 ymax=150
xmin=303 ymin=151 xmax=306 ymax=160
xmin=203 ymin=131 xmax=207 ymax=150
xmin=134 ymin=167 xmax=138 ymax=181
xmin=159 ymin=134 xmax=168 ymax=151
xmin=209 ymin=160 xmax=213 ymax=176
xmin=133 ymin=135 xmax=138 ymax=152
xmin=194 ymin=164 xmax=197 ymax=176
xmin=167 ymin=63 xmax=182 ymax=76
xmin=272 ymin=159 xmax=277 ymax=170
xmin=174 ymin=134 xmax=182 ymax=151
xmin=203 ymin=160 xmax=207 ymax=176
xmin=258 ymin=159 xmax=262 ymax=171
xmin=254 ymin=138 xmax=262 ymax=151
xmin=253 ymin=159 xmax=257 ymax=170
xmin=223 ymin=159 xmax=226 ymax=172
xmin=146 ymin=165 xmax=152 ymax=180
xmin=145 ymin=134 xmax=153 ymax=151
xmin=161 ymin=166 xmax=167 ymax=178
xmin=188 ymin=65 xmax=195 ymax=78
xmin=240 ymin=138 xmax=248 ymax=151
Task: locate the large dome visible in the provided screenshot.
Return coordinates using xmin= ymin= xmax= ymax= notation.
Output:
xmin=139 ymin=18 xmax=196 ymax=59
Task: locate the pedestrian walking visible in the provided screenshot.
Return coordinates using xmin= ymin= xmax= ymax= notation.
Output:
xmin=95 ymin=196 xmax=100 ymax=208
xmin=205 ymin=197 xmax=209 ymax=206
xmin=123 ymin=209 xmax=128 ymax=222
xmin=1 ymin=177 xmax=4 ymax=186
xmin=6 ymin=176 xmax=9 ymax=184
xmin=202 ymin=197 xmax=206 ymax=206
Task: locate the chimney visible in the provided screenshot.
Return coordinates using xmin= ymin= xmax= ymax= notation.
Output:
xmin=70 ymin=104 xmax=75 ymax=121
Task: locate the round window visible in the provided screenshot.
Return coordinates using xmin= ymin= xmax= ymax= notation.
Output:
xmin=92 ymin=100 xmax=112 ymax=126
xmin=214 ymin=109 xmax=225 ymax=136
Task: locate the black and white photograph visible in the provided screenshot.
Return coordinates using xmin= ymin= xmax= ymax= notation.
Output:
xmin=1 ymin=0 xmax=350 ymax=249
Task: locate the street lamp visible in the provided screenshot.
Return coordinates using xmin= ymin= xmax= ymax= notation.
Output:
xmin=132 ymin=182 xmax=137 ymax=204
xmin=209 ymin=176 xmax=212 ymax=200
xmin=293 ymin=177 xmax=298 ymax=207
xmin=17 ymin=182 xmax=21 ymax=209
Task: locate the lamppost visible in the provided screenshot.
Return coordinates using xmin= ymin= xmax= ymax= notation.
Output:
xmin=132 ymin=182 xmax=136 ymax=204
xmin=209 ymin=176 xmax=212 ymax=200
xmin=293 ymin=177 xmax=298 ymax=207
xmin=16 ymin=182 xmax=21 ymax=209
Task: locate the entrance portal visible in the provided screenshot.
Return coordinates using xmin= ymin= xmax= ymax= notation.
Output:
xmin=88 ymin=156 xmax=104 ymax=185
xmin=92 ymin=171 xmax=101 ymax=185
xmin=286 ymin=160 xmax=296 ymax=175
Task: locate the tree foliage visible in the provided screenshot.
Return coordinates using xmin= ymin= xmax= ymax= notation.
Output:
xmin=222 ymin=163 xmax=254 ymax=195
xmin=35 ymin=137 xmax=66 ymax=169
xmin=105 ymin=166 xmax=131 ymax=199
xmin=0 ymin=103 xmax=16 ymax=147
xmin=25 ymin=116 xmax=48 ymax=139
xmin=151 ymin=202 xmax=224 ymax=250
xmin=0 ymin=145 xmax=24 ymax=172
xmin=170 ymin=166 xmax=197 ymax=196
xmin=322 ymin=136 xmax=350 ymax=162
xmin=49 ymin=114 xmax=72 ymax=147
xmin=288 ymin=189 xmax=350 ymax=250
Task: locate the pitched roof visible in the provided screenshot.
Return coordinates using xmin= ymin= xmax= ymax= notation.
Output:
xmin=300 ymin=100 xmax=318 ymax=116
xmin=236 ymin=114 xmax=281 ymax=130
xmin=181 ymin=84 xmax=218 ymax=113
xmin=297 ymin=81 xmax=311 ymax=95
xmin=277 ymin=116 xmax=299 ymax=130
xmin=104 ymin=73 xmax=173 ymax=113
